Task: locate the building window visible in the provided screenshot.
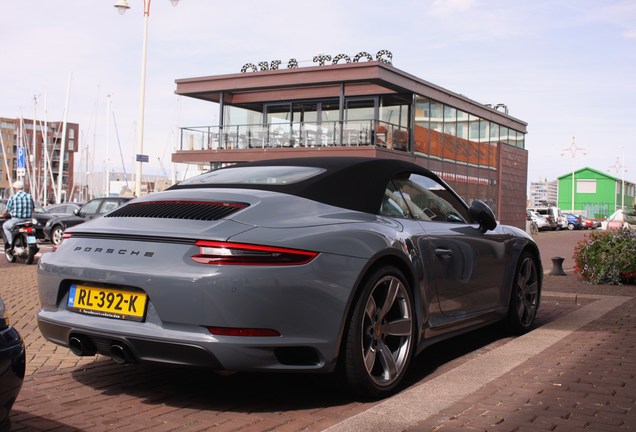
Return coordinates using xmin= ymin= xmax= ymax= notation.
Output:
xmin=577 ymin=179 xmax=597 ymax=194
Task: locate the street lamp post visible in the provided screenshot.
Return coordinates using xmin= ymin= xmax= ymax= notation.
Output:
xmin=560 ymin=136 xmax=586 ymax=213
xmin=609 ymin=149 xmax=628 ymax=212
xmin=114 ymin=0 xmax=180 ymax=197
xmin=621 ymin=147 xmax=627 ymax=211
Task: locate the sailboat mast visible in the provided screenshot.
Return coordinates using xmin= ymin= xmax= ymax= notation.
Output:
xmin=32 ymin=97 xmax=39 ymax=202
xmin=106 ymin=94 xmax=111 ymax=196
xmin=56 ymin=72 xmax=72 ymax=204
xmin=0 ymin=130 xmax=12 ymax=193
xmin=43 ymin=91 xmax=49 ymax=205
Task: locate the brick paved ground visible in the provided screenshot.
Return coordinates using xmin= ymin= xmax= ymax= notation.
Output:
xmin=2 ymin=230 xmax=634 ymax=431
xmin=405 ymin=275 xmax=636 ymax=432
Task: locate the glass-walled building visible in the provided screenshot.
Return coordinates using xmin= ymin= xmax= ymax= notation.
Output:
xmin=172 ymin=57 xmax=528 ymax=228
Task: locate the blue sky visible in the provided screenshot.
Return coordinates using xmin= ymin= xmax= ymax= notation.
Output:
xmin=1 ymin=0 xmax=634 ymax=184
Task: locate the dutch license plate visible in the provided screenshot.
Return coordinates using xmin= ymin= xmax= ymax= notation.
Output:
xmin=67 ymin=285 xmax=147 ymax=321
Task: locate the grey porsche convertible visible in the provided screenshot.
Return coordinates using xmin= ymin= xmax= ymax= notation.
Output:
xmin=37 ymin=157 xmax=541 ymax=398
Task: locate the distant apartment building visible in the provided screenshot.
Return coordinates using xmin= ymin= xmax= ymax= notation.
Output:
xmin=528 ymin=178 xmax=558 ymax=208
xmin=0 ymin=117 xmax=78 ymax=204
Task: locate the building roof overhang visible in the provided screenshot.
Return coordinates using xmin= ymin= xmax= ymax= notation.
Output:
xmin=175 ymin=61 xmax=527 ymax=132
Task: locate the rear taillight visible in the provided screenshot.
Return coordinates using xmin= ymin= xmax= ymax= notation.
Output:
xmin=191 ymin=241 xmax=318 ymax=266
xmin=52 ymin=233 xmax=73 ymax=252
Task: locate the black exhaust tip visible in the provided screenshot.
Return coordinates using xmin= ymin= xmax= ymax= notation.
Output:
xmin=69 ymin=335 xmax=97 ymax=356
xmin=110 ymin=344 xmax=135 ymax=365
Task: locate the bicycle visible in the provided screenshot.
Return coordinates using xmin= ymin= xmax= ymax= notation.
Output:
xmin=530 ymin=221 xmax=539 ymax=235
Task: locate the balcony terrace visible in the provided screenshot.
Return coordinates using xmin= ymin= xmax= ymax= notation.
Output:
xmin=179 ymin=119 xmax=408 ymax=152
xmin=174 ymin=115 xmax=415 ymax=167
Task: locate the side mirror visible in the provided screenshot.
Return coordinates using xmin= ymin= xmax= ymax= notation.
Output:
xmin=469 ymin=200 xmax=497 ymax=233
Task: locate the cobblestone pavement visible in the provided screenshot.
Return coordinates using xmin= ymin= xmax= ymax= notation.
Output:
xmin=2 ymin=230 xmax=634 ymax=431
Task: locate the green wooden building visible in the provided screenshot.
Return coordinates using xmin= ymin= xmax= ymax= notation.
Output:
xmin=558 ymin=167 xmax=635 ymax=219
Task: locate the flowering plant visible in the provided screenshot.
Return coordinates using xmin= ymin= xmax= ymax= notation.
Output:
xmin=573 ymin=229 xmax=636 ymax=285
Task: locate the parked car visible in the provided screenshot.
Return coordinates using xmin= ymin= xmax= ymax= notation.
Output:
xmin=580 ymin=215 xmax=596 ymax=230
xmin=603 ymin=209 xmax=636 ymax=230
xmin=37 ymin=157 xmax=542 ymax=398
xmin=562 ymin=213 xmax=583 ymax=230
xmin=43 ymin=197 xmax=132 ymax=245
xmin=0 ymin=295 xmax=26 ymax=432
xmin=527 ymin=207 xmax=561 ymax=230
xmin=45 ymin=202 xmax=84 ymax=214
xmin=526 ymin=210 xmax=550 ymax=231
xmin=557 ymin=214 xmax=568 ymax=230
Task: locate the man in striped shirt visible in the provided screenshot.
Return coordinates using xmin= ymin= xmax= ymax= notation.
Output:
xmin=2 ymin=181 xmax=35 ymax=247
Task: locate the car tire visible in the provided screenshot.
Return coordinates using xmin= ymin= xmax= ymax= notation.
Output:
xmin=505 ymin=252 xmax=540 ymax=335
xmin=342 ymin=265 xmax=415 ymax=398
xmin=567 ymin=223 xmax=575 ymax=230
xmin=51 ymin=226 xmax=64 ymax=246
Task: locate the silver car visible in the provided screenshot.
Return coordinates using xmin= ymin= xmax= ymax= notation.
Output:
xmin=37 ymin=157 xmax=542 ymax=398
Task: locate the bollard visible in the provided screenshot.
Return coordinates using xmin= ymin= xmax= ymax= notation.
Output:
xmin=549 ymin=256 xmax=567 ymax=276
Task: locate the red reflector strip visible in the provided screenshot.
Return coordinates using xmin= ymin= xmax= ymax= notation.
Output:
xmin=192 ymin=241 xmax=318 ymax=266
xmin=207 ymin=327 xmax=280 ymax=337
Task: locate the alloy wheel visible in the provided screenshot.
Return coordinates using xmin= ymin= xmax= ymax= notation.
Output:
xmin=360 ymin=275 xmax=413 ymax=387
xmin=514 ymin=256 xmax=539 ymax=328
xmin=52 ymin=226 xmax=64 ymax=246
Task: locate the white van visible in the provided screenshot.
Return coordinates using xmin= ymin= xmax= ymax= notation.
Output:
xmin=528 ymin=207 xmax=564 ymax=230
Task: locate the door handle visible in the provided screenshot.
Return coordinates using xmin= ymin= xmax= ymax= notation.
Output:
xmin=434 ymin=248 xmax=454 ymax=259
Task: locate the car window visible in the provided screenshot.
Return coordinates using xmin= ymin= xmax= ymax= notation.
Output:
xmin=47 ymin=204 xmax=70 ymax=213
xmin=33 ymin=202 xmax=47 ymax=214
xmin=99 ymin=200 xmax=122 ymax=214
xmin=380 ymin=173 xmax=469 ymax=223
xmin=80 ymin=200 xmax=101 ymax=214
xmin=381 ymin=182 xmax=411 ymax=218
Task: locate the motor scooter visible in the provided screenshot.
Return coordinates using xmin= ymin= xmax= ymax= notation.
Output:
xmin=3 ymin=220 xmax=39 ymax=265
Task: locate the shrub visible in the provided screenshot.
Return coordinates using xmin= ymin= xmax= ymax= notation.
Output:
xmin=573 ymin=229 xmax=636 ymax=285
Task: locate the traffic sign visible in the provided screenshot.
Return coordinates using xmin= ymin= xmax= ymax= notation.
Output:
xmin=136 ymin=154 xmax=149 ymax=163
xmin=17 ymin=146 xmax=26 ymax=177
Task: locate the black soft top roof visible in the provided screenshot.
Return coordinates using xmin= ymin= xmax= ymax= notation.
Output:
xmin=169 ymin=157 xmax=447 ymax=214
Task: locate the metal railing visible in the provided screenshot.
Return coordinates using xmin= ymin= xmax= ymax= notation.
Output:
xmin=179 ymin=120 xmax=410 ymax=152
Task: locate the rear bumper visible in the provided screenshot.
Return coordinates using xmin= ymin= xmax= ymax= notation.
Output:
xmin=37 ymin=309 xmax=337 ymax=373
xmin=37 ymin=315 xmax=223 ymax=368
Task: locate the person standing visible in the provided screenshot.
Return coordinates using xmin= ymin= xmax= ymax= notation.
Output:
xmin=1 ymin=181 xmax=35 ymax=248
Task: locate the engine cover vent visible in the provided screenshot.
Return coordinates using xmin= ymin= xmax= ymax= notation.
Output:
xmin=106 ymin=201 xmax=248 ymax=221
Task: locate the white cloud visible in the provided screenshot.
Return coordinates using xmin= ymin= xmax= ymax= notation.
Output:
xmin=429 ymin=0 xmax=476 ymax=17
xmin=623 ymin=29 xmax=636 ymax=39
